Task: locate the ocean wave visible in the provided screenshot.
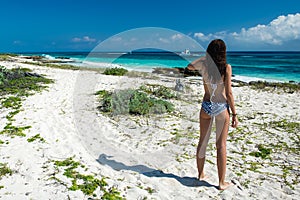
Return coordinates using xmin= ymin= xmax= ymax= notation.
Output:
xmin=41 ymin=54 xmax=56 ymax=60
xmin=106 ymin=52 xmax=127 ymax=55
xmin=232 ymin=75 xmax=282 ymax=83
xmin=82 ymin=61 xmax=123 ymax=68
xmin=239 ymin=56 xmax=254 ymax=58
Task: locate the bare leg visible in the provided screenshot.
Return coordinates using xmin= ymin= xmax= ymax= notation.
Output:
xmin=215 ymin=110 xmax=233 ymax=190
xmin=197 ymin=109 xmax=213 ymax=180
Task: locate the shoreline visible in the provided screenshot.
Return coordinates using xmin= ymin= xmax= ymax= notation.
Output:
xmin=2 ymin=53 xmax=300 ymax=84
xmin=0 ymin=56 xmax=299 ymax=199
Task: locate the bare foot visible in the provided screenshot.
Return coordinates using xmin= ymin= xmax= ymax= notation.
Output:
xmin=218 ymin=181 xmax=234 ymax=190
xmin=198 ymin=174 xmax=209 ymax=181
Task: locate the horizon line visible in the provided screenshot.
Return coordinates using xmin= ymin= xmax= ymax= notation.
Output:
xmin=2 ymin=50 xmax=300 ymax=54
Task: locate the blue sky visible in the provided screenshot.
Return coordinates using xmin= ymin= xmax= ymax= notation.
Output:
xmin=0 ymin=0 xmax=300 ymax=52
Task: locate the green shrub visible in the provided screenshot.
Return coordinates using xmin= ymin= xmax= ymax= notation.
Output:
xmin=129 ymin=91 xmax=151 ymax=115
xmin=0 ymin=72 xmax=4 ymax=85
xmin=153 ymin=85 xmax=177 ymax=99
xmin=96 ymin=90 xmax=113 ymax=113
xmin=0 ymin=66 xmax=8 ymax=85
xmin=0 ymin=66 xmax=53 ymax=96
xmin=140 ymin=84 xmax=177 ymax=99
xmin=111 ymin=89 xmax=134 ymax=115
xmin=96 ymin=89 xmax=174 ymax=115
xmin=104 ymin=67 xmax=128 ymax=76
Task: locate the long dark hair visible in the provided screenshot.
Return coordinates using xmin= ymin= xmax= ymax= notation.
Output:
xmin=206 ymin=39 xmax=227 ymax=80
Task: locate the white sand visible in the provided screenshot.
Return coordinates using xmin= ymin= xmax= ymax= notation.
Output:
xmin=0 ymin=58 xmax=299 ymax=199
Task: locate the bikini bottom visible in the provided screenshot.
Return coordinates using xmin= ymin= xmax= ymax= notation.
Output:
xmin=201 ymin=101 xmax=229 ymax=117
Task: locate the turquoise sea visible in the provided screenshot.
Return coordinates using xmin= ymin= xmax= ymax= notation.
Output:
xmin=22 ymin=51 xmax=300 ymax=83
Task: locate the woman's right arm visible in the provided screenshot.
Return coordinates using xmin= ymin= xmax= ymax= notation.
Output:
xmin=225 ymin=64 xmax=238 ymax=128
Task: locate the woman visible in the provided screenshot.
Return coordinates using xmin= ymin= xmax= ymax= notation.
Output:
xmin=187 ymin=39 xmax=238 ymax=190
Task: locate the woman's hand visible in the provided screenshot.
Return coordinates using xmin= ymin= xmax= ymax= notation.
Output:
xmin=232 ymin=115 xmax=238 ymax=128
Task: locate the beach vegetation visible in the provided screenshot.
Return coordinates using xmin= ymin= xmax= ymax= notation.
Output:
xmin=22 ymin=61 xmax=82 ymax=70
xmin=104 ymin=67 xmax=128 ymax=76
xmin=282 ymin=165 xmax=295 ymax=189
xmin=206 ymin=159 xmax=214 ymax=165
xmin=96 ymin=88 xmax=174 ymax=115
xmin=0 ymin=53 xmax=17 ymax=61
xmin=125 ymin=70 xmax=155 ymax=79
xmin=269 ymin=119 xmax=300 ymax=133
xmin=0 ymin=123 xmax=31 ymax=137
xmin=249 ymin=81 xmax=300 ymax=93
xmin=139 ymin=84 xmax=178 ymax=99
xmin=22 ymin=61 xmax=110 ymax=73
xmin=102 ymin=187 xmax=124 ymax=200
xmin=0 ymin=66 xmax=53 ymax=137
xmin=95 ymin=90 xmax=110 ymax=97
xmin=96 ymin=90 xmax=113 ymax=113
xmin=0 ymin=68 xmax=6 ymax=85
xmin=247 ymin=161 xmax=260 ymax=172
xmin=0 ymin=66 xmax=53 ymax=96
xmin=203 ymin=95 xmax=299 ymax=192
xmin=129 ymin=90 xmax=174 ymax=115
xmin=1 ymin=96 xmax=22 ymax=110
xmin=145 ymin=186 xmax=156 ymax=194
xmin=249 ymin=144 xmax=272 ymax=159
xmin=241 ymin=179 xmax=250 ymax=189
xmin=236 ymin=172 xmax=243 ymax=177
xmin=0 ymin=163 xmax=13 ymax=179
xmin=169 ymin=129 xmax=197 ymax=146
xmin=52 ymin=157 xmax=123 ymax=199
xmin=227 ymin=116 xmax=299 ymax=190
xmin=272 ymin=141 xmax=299 ymax=155
xmin=27 ymin=134 xmax=46 ymax=143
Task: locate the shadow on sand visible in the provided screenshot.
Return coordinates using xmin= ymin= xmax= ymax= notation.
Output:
xmin=97 ymin=154 xmax=217 ymax=189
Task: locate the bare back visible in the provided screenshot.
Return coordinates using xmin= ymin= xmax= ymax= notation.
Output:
xmin=202 ymin=76 xmax=227 ymax=103
xmin=190 ymin=57 xmax=228 ymax=103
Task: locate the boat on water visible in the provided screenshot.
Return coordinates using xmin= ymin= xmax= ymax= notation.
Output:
xmin=180 ymin=49 xmax=191 ymax=56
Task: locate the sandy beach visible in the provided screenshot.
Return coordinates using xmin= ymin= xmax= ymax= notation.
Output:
xmin=0 ymin=56 xmax=299 ymax=199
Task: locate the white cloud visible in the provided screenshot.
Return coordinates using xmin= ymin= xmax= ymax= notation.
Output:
xmin=193 ymin=13 xmax=300 ymax=49
xmin=194 ymin=32 xmax=206 ymax=40
xmin=72 ymin=36 xmax=96 ymax=43
xmin=82 ymin=36 xmax=96 ymax=42
xmin=71 ymin=37 xmax=82 ymax=42
xmin=171 ymin=33 xmax=183 ymax=40
xmin=159 ymin=37 xmax=170 ymax=43
xmin=194 ymin=31 xmax=227 ymax=42
xmin=232 ymin=13 xmax=300 ymax=45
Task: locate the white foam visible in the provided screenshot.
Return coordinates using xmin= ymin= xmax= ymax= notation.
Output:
xmin=41 ymin=54 xmax=56 ymax=60
xmin=80 ymin=61 xmax=154 ymax=73
xmin=232 ymin=75 xmax=282 ymax=83
xmin=82 ymin=61 xmax=123 ymax=68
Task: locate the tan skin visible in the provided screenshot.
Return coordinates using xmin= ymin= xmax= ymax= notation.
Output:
xmin=187 ymin=58 xmax=238 ymax=190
